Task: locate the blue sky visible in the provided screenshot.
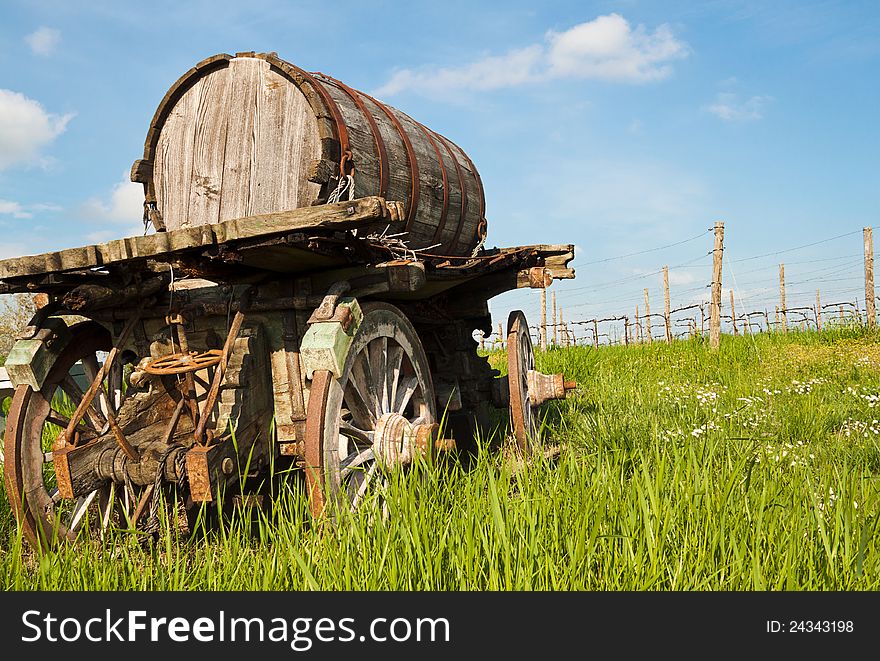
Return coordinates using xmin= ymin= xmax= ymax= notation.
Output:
xmin=0 ymin=0 xmax=877 ymax=339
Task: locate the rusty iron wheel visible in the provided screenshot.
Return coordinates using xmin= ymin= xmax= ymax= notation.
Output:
xmin=507 ymin=310 xmax=540 ymax=451
xmin=2 ymin=320 xmax=142 ymax=549
xmin=304 ymin=302 xmax=436 ymax=519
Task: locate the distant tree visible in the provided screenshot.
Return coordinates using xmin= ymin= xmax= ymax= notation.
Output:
xmin=0 ymin=294 xmax=38 ymax=360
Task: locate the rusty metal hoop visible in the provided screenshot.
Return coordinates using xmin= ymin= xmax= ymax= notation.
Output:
xmin=303 ymin=302 xmax=436 ymax=519
xmin=144 ymin=350 xmax=223 ymax=375
xmin=507 ymin=310 xmax=540 ymax=451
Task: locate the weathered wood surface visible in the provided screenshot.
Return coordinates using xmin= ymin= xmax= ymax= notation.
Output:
xmin=136 ymin=52 xmax=485 ymax=257
xmin=153 ymin=57 xmax=322 ymax=231
xmin=0 ymin=197 xmax=402 ymax=280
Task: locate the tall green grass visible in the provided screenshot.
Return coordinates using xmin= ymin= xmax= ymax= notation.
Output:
xmin=2 ymin=326 xmax=880 ymax=590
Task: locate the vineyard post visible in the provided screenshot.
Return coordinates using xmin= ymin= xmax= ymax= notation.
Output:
xmin=730 ymin=289 xmax=738 ymax=336
xmin=700 ymin=304 xmax=705 ymax=335
xmin=815 ymin=289 xmax=822 ymax=331
xmin=663 ymin=265 xmax=672 ymax=343
xmin=498 ymin=322 xmax=503 ymax=349
xmin=540 ymin=288 xmax=547 ymax=350
xmin=552 ymin=291 xmax=558 ymax=347
xmin=635 ymin=305 xmax=641 ymax=343
xmin=593 ymin=319 xmax=599 ymax=349
xmin=643 ymin=288 xmax=653 ymax=343
xmin=779 ymin=263 xmax=787 ymax=333
xmin=839 ymin=305 xmax=844 ymax=324
xmin=560 ymin=308 xmax=567 ymax=348
xmin=624 ymin=316 xmax=630 ymax=346
xmin=865 ymin=227 xmax=875 ymax=329
xmin=710 ymin=221 xmax=724 ymax=350
xmin=480 ymin=331 xmax=485 ymax=351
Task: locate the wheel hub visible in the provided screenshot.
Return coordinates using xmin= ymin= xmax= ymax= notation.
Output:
xmin=373 ymin=413 xmax=418 ymax=466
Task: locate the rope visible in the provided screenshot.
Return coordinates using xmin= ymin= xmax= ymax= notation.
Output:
xmin=327 ymin=174 xmax=355 ymax=204
xmin=139 ymin=446 xmax=187 ymax=536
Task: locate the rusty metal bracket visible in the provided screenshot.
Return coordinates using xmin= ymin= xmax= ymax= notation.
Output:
xmin=307 ymin=281 xmax=352 ymax=323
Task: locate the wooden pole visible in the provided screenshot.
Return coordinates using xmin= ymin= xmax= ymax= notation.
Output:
xmin=624 ymin=316 xmax=630 ymax=346
xmin=663 ymin=265 xmax=672 ymax=343
xmin=729 ymin=289 xmax=738 ymax=336
xmin=815 ymin=289 xmax=822 ymax=332
xmin=593 ymin=319 xmax=599 ymax=349
xmin=839 ymin=305 xmax=844 ymax=324
xmin=559 ymin=308 xmax=566 ymax=348
xmin=635 ymin=305 xmax=641 ymax=343
xmin=540 ymin=288 xmax=547 ymax=350
xmin=865 ymin=227 xmax=875 ymax=329
xmin=480 ymin=331 xmax=485 ymax=350
xmin=700 ymin=304 xmax=705 ymax=335
xmin=775 ymin=306 xmax=780 ymax=330
xmin=643 ymin=288 xmax=652 ymax=343
xmin=779 ymin=263 xmax=787 ymax=333
xmin=498 ymin=322 xmax=503 ymax=349
xmin=551 ymin=291 xmax=557 ymax=347
xmin=710 ymin=221 xmax=724 ymax=350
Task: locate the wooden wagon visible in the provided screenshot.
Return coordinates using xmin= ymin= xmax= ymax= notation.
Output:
xmin=0 ymin=52 xmax=575 ymax=547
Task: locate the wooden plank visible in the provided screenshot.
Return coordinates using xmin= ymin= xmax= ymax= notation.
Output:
xmin=188 ymin=63 xmax=232 ymax=227
xmin=219 ymin=57 xmax=262 ymax=223
xmin=154 ymin=77 xmax=203 ymax=230
xmin=251 ymin=65 xmax=322 ymax=215
xmin=0 ymin=197 xmax=397 ymax=279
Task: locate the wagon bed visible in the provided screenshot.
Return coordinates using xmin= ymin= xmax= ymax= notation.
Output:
xmin=0 ymin=196 xmax=573 ymax=303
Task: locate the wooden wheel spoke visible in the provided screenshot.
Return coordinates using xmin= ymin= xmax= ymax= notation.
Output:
xmin=69 ymin=489 xmax=99 ymax=533
xmin=351 ymin=461 xmax=379 ymax=508
xmin=350 ymin=354 xmax=380 ymax=420
xmin=82 ymin=354 xmax=114 ymax=419
xmin=369 ymin=337 xmax=389 ymax=413
xmin=101 ymin=482 xmax=116 ymax=534
xmin=386 ymin=344 xmax=404 ymax=416
xmin=340 ymin=419 xmax=373 ymax=445
xmin=340 ymin=448 xmax=375 ymax=479
xmin=60 ymin=374 xmax=105 ymax=429
xmin=46 ymin=408 xmax=72 ymax=429
xmin=108 ymin=360 xmax=124 ymax=413
xmin=394 ymin=375 xmax=419 ymax=415
xmin=343 ymin=380 xmax=376 ymax=429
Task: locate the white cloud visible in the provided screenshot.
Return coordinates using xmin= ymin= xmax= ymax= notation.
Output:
xmin=705 ymin=92 xmax=772 ymax=121
xmin=0 ymin=89 xmax=73 ymax=170
xmin=546 ymin=14 xmax=688 ymax=82
xmin=374 ymin=14 xmax=688 ymax=97
xmin=0 ymin=199 xmax=62 ymax=220
xmin=0 ymin=200 xmax=31 ymax=219
xmin=25 ymin=27 xmax=61 ymax=57
xmin=79 ymin=174 xmax=145 ymax=238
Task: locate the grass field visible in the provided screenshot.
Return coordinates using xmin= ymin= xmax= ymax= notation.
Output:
xmin=2 ymin=325 xmax=880 ymax=590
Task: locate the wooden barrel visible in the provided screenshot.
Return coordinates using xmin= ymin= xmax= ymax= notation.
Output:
xmin=131 ymin=52 xmax=487 ymax=258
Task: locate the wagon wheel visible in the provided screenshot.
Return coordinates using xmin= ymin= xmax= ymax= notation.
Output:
xmin=3 ymin=321 xmax=136 ymax=548
xmin=305 ymin=302 xmax=437 ymax=518
xmin=507 ymin=310 xmax=540 ymax=451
